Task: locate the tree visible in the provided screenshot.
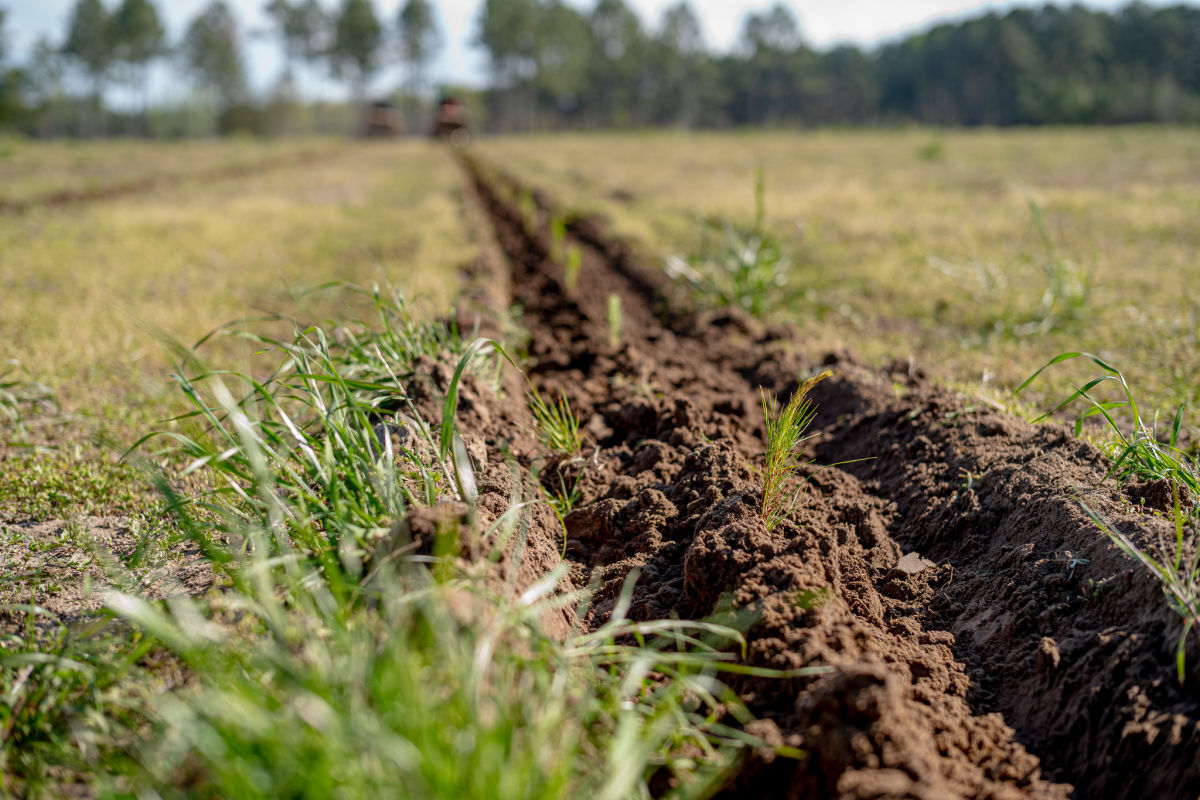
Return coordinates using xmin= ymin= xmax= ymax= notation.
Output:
xmin=586 ymin=0 xmax=647 ymax=126
xmin=62 ymin=0 xmax=114 ymax=133
xmin=181 ymin=1 xmax=246 ymax=117
xmin=110 ymin=0 xmax=164 ymax=127
xmin=477 ymin=0 xmax=540 ymax=88
xmin=735 ymin=2 xmax=810 ymax=124
xmin=740 ymin=3 xmax=802 ymax=55
xmin=330 ymin=0 xmax=383 ymax=104
xmin=265 ymin=0 xmax=329 ymax=85
xmin=26 ymin=36 xmax=70 ymax=135
xmin=533 ymin=1 xmax=591 ymax=123
xmin=653 ymin=1 xmax=711 ymax=126
xmin=0 ymin=8 xmax=23 ymax=129
xmin=398 ymin=0 xmax=441 ymax=97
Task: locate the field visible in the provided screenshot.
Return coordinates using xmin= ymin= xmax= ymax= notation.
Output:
xmin=1 ymin=129 xmax=1198 ymax=798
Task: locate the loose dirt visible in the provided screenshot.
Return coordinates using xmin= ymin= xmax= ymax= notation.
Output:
xmin=436 ymin=153 xmax=1200 ymax=798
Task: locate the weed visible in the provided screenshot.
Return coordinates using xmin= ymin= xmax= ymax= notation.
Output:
xmin=1080 ymin=493 xmax=1198 ymax=682
xmin=606 ymin=294 xmax=623 ymax=350
xmin=917 ymin=137 xmax=945 ymax=161
xmin=0 ymin=361 xmax=61 ymax=445
xmin=1016 ymin=352 xmax=1199 ymax=498
xmin=932 ymin=198 xmax=1090 ymax=341
xmin=1018 ymin=351 xmax=1200 ymax=679
xmin=760 ymin=370 xmax=832 ymax=531
xmin=1022 ymin=198 xmax=1091 ymax=335
xmin=132 ymin=299 xmax=509 ymax=587
xmin=528 ymin=389 xmax=583 ymax=454
xmin=0 ymin=453 xmax=150 ymax=520
xmin=666 ymin=168 xmax=789 ymax=318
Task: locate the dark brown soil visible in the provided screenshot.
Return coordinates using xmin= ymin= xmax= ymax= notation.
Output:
xmin=446 ymin=153 xmax=1200 ymax=799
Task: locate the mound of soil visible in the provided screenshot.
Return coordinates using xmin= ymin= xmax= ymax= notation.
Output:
xmin=447 ymin=154 xmax=1200 ymax=798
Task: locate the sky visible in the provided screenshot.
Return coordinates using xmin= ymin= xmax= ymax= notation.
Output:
xmin=1 ymin=0 xmax=1187 ymax=101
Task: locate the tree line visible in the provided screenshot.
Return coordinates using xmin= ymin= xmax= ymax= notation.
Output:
xmin=0 ymin=0 xmax=441 ymax=136
xmin=477 ymin=0 xmax=1200 ymax=129
xmin=1 ymin=0 xmax=1198 ymax=136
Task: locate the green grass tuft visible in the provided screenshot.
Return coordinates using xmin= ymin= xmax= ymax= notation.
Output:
xmin=528 ymin=389 xmax=583 ymax=455
xmin=666 ymin=168 xmax=789 ymax=318
xmin=1018 ymin=351 xmax=1199 ymax=680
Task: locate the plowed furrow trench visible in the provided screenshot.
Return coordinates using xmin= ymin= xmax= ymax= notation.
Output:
xmin=456 ymin=154 xmax=1200 ymax=799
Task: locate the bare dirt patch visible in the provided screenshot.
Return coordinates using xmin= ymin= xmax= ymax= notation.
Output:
xmin=0 ymin=515 xmax=212 ymax=638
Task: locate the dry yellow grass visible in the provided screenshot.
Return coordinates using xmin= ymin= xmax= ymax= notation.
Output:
xmin=1 ymin=140 xmax=470 ymax=437
xmin=0 ymin=136 xmax=341 ymax=205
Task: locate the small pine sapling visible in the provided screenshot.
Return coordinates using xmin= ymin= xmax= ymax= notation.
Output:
xmin=606 ymin=294 xmax=623 ymax=350
xmin=564 ymin=246 xmax=582 ymax=294
xmin=760 ymin=370 xmax=833 ymax=531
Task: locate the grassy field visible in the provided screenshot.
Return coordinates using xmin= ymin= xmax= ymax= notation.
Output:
xmin=2 ymin=129 xmax=1198 ymax=798
xmin=0 ymin=137 xmax=341 ymax=206
xmin=480 ymin=127 xmax=1200 ymax=427
xmin=0 ymin=139 xmax=472 ymax=520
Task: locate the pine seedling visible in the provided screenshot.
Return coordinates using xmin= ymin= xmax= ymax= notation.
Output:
xmin=760 ymin=370 xmax=832 ymax=531
xmin=564 ymin=245 xmax=582 ymax=294
xmin=551 ymin=216 xmax=567 ymax=262
xmin=528 ymin=388 xmax=583 ymax=454
xmin=518 ymin=189 xmax=538 ymax=232
xmin=607 ymin=294 xmax=623 ymax=350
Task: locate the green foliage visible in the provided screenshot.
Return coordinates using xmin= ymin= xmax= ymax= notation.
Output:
xmin=917 ymin=137 xmax=944 ymax=161
xmin=133 ymin=294 xmax=489 ymax=584
xmin=397 ymin=0 xmax=442 ymax=92
xmin=528 ymin=388 xmax=582 ymax=454
xmin=760 ymin=370 xmax=831 ymax=531
xmin=62 ymin=0 xmax=113 ymax=84
xmin=0 ymin=286 xmax=807 ymax=797
xmin=1021 ymin=198 xmax=1090 ymax=336
xmin=106 ymin=560 xmax=802 ymax=799
xmin=470 ymin=2 xmax=1200 ymax=129
xmin=1016 ymin=352 xmax=1198 ymax=498
xmin=1017 ymin=352 xmax=1200 ymax=680
xmin=1081 ymin=493 xmax=1199 ymax=683
xmin=180 ymin=1 xmax=246 ymax=109
xmin=667 ymin=169 xmax=788 ymax=318
xmin=110 ymin=0 xmax=165 ymax=68
xmin=0 ymin=362 xmax=59 ymax=445
xmin=264 ymin=0 xmax=329 ymax=72
xmin=0 ymin=614 xmax=152 ymax=795
xmin=0 ymin=453 xmax=149 ymax=520
xmin=930 ymin=198 xmax=1090 ymax=341
xmin=564 ymin=245 xmax=582 ymax=294
xmin=331 ymin=0 xmax=383 ymax=99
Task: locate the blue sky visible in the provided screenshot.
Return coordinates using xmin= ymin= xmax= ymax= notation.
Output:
xmin=2 ymin=0 xmax=1186 ymax=101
